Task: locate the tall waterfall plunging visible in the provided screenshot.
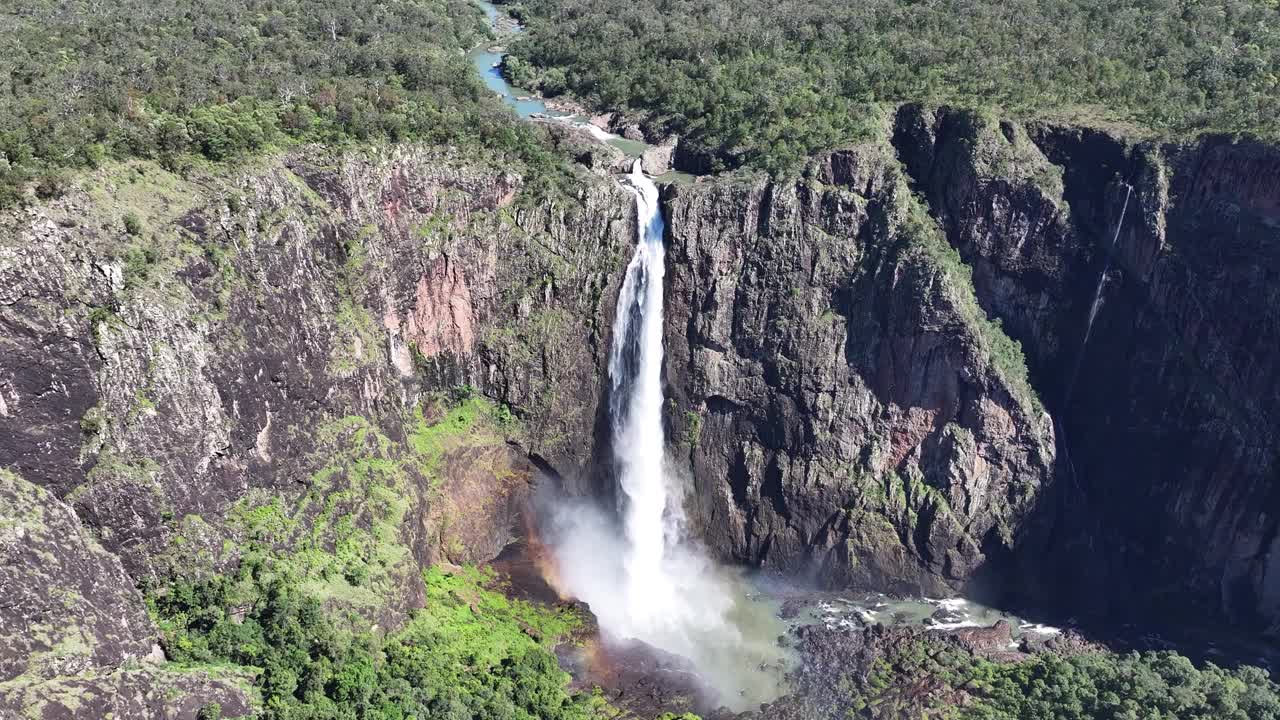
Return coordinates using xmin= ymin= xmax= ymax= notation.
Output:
xmin=608 ymin=160 xmax=679 ymax=625
xmin=540 ymin=161 xmax=792 ymax=711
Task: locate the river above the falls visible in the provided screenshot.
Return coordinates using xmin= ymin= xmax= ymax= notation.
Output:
xmin=468 ymin=1 xmax=649 ymax=156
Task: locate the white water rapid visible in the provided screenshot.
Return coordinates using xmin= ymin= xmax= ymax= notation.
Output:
xmin=543 ymin=160 xmax=791 ymax=712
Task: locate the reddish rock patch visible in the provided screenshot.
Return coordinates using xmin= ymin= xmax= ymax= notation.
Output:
xmin=406 ymin=256 xmax=475 ymax=358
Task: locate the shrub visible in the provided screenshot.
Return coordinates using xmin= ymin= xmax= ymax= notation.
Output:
xmin=79 ymin=411 xmax=104 ymax=436
xmin=34 ymin=171 xmax=68 ymax=200
xmin=123 ymin=212 xmax=143 ymax=237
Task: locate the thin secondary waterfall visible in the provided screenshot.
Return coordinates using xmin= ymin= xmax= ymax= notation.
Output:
xmin=608 ymin=159 xmax=676 ymax=622
xmin=1080 ymin=184 xmax=1132 ymax=353
xmin=1065 ymin=183 xmax=1132 ymax=403
xmin=1059 ymin=182 xmax=1133 ymax=503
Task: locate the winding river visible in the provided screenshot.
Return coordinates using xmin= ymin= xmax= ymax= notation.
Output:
xmin=468 ymin=2 xmax=649 ymax=157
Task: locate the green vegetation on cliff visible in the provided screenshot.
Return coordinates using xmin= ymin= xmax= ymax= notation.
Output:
xmin=0 ymin=0 xmax=566 ymax=206
xmin=508 ymin=0 xmax=1280 ymax=172
xmin=898 ymin=188 xmax=1043 ymax=416
xmin=149 ymin=559 xmax=608 ymax=720
xmin=840 ymin=636 xmax=1280 ymax=720
xmin=226 ymin=394 xmax=519 ymax=611
xmin=133 ymin=389 xmax=585 ymax=719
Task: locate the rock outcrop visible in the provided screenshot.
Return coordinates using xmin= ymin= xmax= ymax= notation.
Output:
xmin=0 ymin=469 xmax=251 ymax=718
xmin=641 ymin=138 xmax=678 ymax=175
xmin=0 ymin=469 xmax=158 ymax=682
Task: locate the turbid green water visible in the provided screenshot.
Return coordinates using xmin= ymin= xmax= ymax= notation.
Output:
xmin=639 ymin=566 xmax=796 ymax=712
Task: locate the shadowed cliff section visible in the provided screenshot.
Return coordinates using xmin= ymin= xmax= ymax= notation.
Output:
xmin=893 ymin=104 xmax=1280 ymax=636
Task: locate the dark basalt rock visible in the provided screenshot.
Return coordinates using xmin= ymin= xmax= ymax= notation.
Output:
xmin=0 ymin=469 xmax=250 ymax=718
xmin=892 ymin=104 xmax=1280 ymax=637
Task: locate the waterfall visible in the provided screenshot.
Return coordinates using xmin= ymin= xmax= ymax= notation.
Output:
xmin=1080 ymin=184 xmax=1132 ymax=354
xmin=541 ymin=160 xmax=792 ymax=711
xmin=608 ymin=159 xmax=678 ymax=621
xmin=1059 ymin=183 xmax=1133 ymax=505
xmin=1064 ymin=183 xmax=1132 ymax=403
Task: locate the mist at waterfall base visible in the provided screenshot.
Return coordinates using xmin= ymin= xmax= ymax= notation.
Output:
xmin=536 ymin=162 xmax=792 ymax=712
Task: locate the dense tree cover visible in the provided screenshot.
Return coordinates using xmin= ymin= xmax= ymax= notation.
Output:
xmin=968 ymin=651 xmax=1280 ymax=720
xmin=148 ymin=557 xmax=614 ymax=720
xmin=849 ymin=636 xmax=1280 ymax=719
xmin=507 ymin=0 xmax=1280 ymax=172
xmin=0 ymin=0 xmax=566 ymax=207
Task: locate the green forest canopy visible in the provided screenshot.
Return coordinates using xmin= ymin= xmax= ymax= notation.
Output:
xmin=5 ymin=0 xmax=1277 ymax=194
xmin=856 ymin=635 xmax=1280 ymax=720
xmin=0 ymin=0 xmax=563 ymax=206
xmin=150 ymin=559 xmax=617 ymax=720
xmin=507 ymin=0 xmax=1280 ymax=172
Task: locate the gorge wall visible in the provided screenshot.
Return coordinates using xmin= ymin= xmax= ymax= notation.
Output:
xmin=0 ymin=146 xmax=636 ymax=714
xmin=893 ymin=106 xmax=1280 ymax=634
xmin=661 ymin=146 xmax=1056 ymax=596
xmin=1 ymin=108 xmax=1278 ymax=714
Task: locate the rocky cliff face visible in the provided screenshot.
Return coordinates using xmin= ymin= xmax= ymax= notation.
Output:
xmin=0 ymin=146 xmax=635 ymax=716
xmin=662 ymin=145 xmax=1056 ymax=596
xmin=894 ymin=105 xmax=1280 ymax=635
xmin=0 ymin=145 xmax=634 ymax=566
xmin=0 ymin=469 xmax=254 ymax=717
xmin=0 ymin=136 xmax=1062 ymax=711
xmin=1 ymin=107 xmax=1277 ymax=715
